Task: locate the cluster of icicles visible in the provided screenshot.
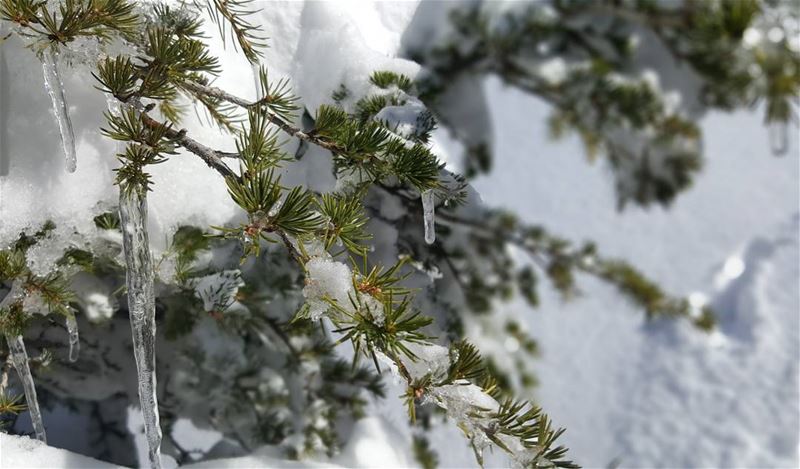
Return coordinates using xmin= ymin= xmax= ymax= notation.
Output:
xmin=1 ymin=45 xmax=164 ymax=467
xmin=5 ymin=58 xmax=440 ymax=467
xmin=1 ymin=283 xmax=80 ymax=445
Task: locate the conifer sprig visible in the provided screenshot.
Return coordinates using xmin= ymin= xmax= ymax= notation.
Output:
xmin=199 ymin=0 xmax=266 ymax=63
xmin=1 ymin=3 xmax=589 ymax=465
xmin=1 ymin=0 xmax=138 ymax=45
xmin=433 ymin=208 xmax=716 ymax=330
xmin=255 ymin=66 xmax=299 ymax=122
xmin=317 ymin=194 xmax=371 ymax=253
xmin=178 ymin=79 xmax=443 ymax=192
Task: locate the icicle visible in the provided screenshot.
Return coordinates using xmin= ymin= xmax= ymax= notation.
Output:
xmin=65 ymin=312 xmax=79 ymax=362
xmin=119 ymin=188 xmax=163 ymax=469
xmin=769 ymin=120 xmax=788 ymax=156
xmin=422 ymin=189 xmax=436 ymax=245
xmin=5 ymin=334 xmax=47 ymax=443
xmin=41 ymin=47 xmax=76 ymax=173
xmin=0 ymin=23 xmax=8 ymax=177
xmin=251 ymin=62 xmax=262 ymax=100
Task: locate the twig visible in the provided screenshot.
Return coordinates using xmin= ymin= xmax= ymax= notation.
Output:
xmin=180 ymin=80 xmax=341 ymax=153
xmin=126 ymin=99 xmax=240 ymax=181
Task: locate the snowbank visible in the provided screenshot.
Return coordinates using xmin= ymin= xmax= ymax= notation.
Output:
xmin=1 ymin=417 xmax=416 ymax=469
xmin=472 ymin=77 xmax=799 ymax=467
xmin=1 ymin=433 xmax=123 ymax=468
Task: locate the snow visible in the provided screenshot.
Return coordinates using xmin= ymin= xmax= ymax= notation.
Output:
xmin=1 ymin=417 xmax=416 ymax=469
xmin=469 ymin=76 xmax=800 ymax=467
xmin=1 ymin=434 xmax=122 ymax=468
xmin=302 ymin=256 xmax=355 ymax=321
xmin=1 ymin=1 xmax=798 ymax=468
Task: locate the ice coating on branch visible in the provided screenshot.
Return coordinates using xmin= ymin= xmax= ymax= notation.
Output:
xmin=189 ymin=270 xmax=244 ymax=313
xmin=5 ymin=335 xmax=47 ymax=443
xmin=65 ymin=312 xmax=79 ymax=362
xmin=427 ymin=380 xmax=500 ymax=461
xmin=118 ymin=189 xmax=162 ymax=469
xmin=399 ymin=342 xmax=451 ymax=381
xmin=422 ymin=189 xmax=435 ymax=244
xmin=303 ymin=257 xmax=355 ymax=320
xmin=41 ymin=47 xmax=76 ymax=173
xmin=769 ymin=121 xmax=788 ymax=156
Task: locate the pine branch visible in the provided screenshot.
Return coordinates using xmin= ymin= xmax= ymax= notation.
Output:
xmin=200 ymin=0 xmax=267 ymax=63
xmin=125 ymin=99 xmax=239 ymax=180
xmin=178 ymin=79 xmax=340 ymax=152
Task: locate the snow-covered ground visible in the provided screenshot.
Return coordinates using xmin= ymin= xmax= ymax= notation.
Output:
xmin=1 ymin=1 xmax=798 ymax=468
xmin=471 ymin=78 xmax=800 ymax=467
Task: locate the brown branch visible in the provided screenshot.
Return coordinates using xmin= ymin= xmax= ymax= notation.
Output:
xmin=127 ymin=99 xmax=239 ymax=180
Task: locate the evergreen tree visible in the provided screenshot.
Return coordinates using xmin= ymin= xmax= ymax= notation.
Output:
xmin=0 ymin=1 xmax=795 ymax=467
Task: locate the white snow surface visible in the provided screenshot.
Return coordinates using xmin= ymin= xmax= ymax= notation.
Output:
xmin=1 ymin=433 xmax=125 ymax=468
xmin=2 ymin=417 xmax=416 ymax=469
xmin=1 ymin=1 xmax=798 ymax=468
xmin=468 ymin=77 xmax=800 ymax=467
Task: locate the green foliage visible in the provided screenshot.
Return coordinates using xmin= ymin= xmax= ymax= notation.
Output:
xmin=271 ymin=186 xmax=322 ymax=237
xmin=93 ymin=211 xmax=120 ymax=230
xmin=12 ymin=220 xmax=55 ymax=252
xmin=149 ymin=3 xmax=204 ymax=40
xmin=2 ymin=2 xmax=738 ymax=466
xmin=412 ymin=435 xmax=439 ymax=469
xmin=594 ymin=260 xmax=716 ymax=330
xmin=226 ymin=167 xmax=282 ymax=215
xmin=0 ymin=250 xmax=26 ymax=282
xmin=351 ymin=258 xmax=412 ymax=300
xmin=423 ymin=204 xmax=716 ymax=331
xmin=24 ymin=272 xmax=76 ymax=317
xmin=94 ymin=56 xmax=139 ymax=99
xmin=0 ymin=392 xmax=26 ymax=429
xmin=446 ymin=341 xmax=486 ymax=383
xmin=410 ymin=0 xmax=799 ymax=205
xmin=102 ymin=107 xmax=177 ymax=193
xmin=255 ymin=66 xmax=300 ymax=122
xmin=236 ymin=110 xmax=288 ymax=169
xmin=332 ymin=294 xmax=433 ymax=366
xmin=370 ymin=70 xmax=414 ymax=93
xmin=317 ymin=194 xmax=370 ymax=254
xmin=313 ymin=105 xmax=442 ymax=192
xmin=200 ymin=0 xmax=266 ymax=63
xmin=1 ymin=0 xmax=138 ymax=46
xmin=0 ymin=302 xmax=27 ymax=337
xmin=493 ymin=399 xmax=577 ymax=468
xmin=170 ymin=226 xmax=212 ymax=284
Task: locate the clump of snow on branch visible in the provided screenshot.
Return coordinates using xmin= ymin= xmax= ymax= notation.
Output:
xmin=302 ymin=256 xmax=355 ymax=321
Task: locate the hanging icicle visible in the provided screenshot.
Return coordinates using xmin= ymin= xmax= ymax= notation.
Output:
xmin=119 ymin=187 xmax=163 ymax=469
xmin=5 ymin=334 xmax=47 ymax=443
xmin=251 ymin=62 xmax=262 ymax=100
xmin=41 ymin=46 xmax=77 ymax=173
xmin=769 ymin=120 xmax=788 ymax=156
xmin=65 ymin=312 xmax=79 ymax=363
xmin=422 ymin=189 xmax=436 ymax=245
xmin=0 ymin=21 xmax=8 ymax=177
